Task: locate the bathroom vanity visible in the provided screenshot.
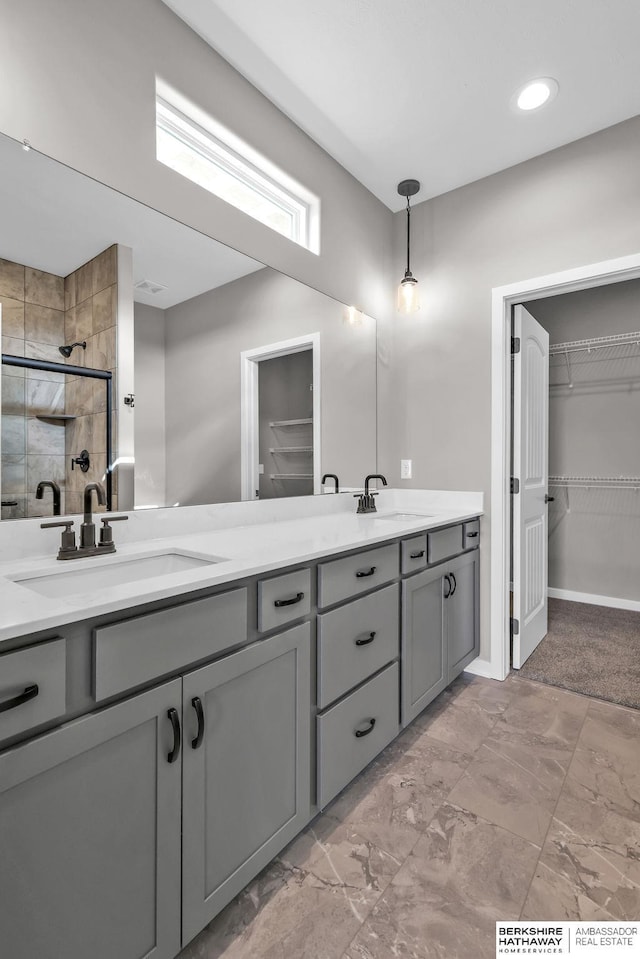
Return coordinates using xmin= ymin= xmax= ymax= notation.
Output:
xmin=0 ymin=490 xmax=481 ymax=959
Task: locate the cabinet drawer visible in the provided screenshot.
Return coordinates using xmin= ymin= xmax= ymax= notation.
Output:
xmin=0 ymin=639 xmax=66 ymax=743
xmin=317 ymin=544 xmax=398 ymax=609
xmin=317 ymin=662 xmax=399 ymax=809
xmin=427 ymin=525 xmax=463 ymax=564
xmin=401 ymin=534 xmax=428 ymax=575
xmin=258 ymin=568 xmax=311 ymax=633
xmin=463 ymin=520 xmax=480 ymax=549
xmin=318 ymin=584 xmax=399 ymax=709
xmin=94 ymin=588 xmax=247 ymax=702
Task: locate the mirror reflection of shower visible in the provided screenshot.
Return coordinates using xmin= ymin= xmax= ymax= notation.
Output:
xmin=58 ymin=341 xmax=86 ymax=358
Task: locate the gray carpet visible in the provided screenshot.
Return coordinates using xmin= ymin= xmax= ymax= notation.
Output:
xmin=517 ymin=598 xmax=640 ymax=709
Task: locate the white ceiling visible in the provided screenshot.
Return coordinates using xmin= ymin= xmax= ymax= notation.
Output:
xmin=0 ymin=134 xmax=261 ymax=309
xmin=163 ymin=0 xmax=640 ymax=210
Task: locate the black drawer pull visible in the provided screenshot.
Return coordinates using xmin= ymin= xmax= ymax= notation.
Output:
xmin=0 ymin=683 xmax=39 ymax=714
xmin=355 ymin=631 xmax=376 ymax=647
xmin=466 ymin=531 xmax=479 ymax=538
xmin=167 ymin=707 xmax=181 ymax=763
xmin=443 ymin=574 xmax=452 ymax=599
xmin=450 ymin=572 xmax=457 ymax=596
xmin=410 ymin=549 xmax=425 ymax=559
xmin=274 ymin=592 xmax=304 ymax=608
xmin=356 ymin=567 xmax=376 ymax=578
xmin=354 ymin=718 xmax=376 ymax=738
xmin=191 ymin=696 xmax=204 ymax=750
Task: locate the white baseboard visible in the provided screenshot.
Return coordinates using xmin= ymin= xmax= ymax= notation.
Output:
xmin=548 ymin=587 xmax=640 ymax=613
xmin=464 ymin=657 xmax=506 ymax=681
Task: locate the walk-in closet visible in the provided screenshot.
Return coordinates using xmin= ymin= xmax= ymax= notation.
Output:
xmin=515 ymin=279 xmax=640 ymax=706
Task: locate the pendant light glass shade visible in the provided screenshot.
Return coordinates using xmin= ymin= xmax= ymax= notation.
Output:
xmin=397 ymin=178 xmax=421 ymax=314
xmin=398 ymin=273 xmax=420 ymax=313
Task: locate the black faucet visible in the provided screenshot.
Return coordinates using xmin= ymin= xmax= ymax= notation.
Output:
xmin=322 ymin=473 xmax=340 ymax=492
xmin=36 ymin=480 xmax=61 ymax=516
xmin=81 ymin=482 xmax=106 ymax=549
xmin=355 ymin=474 xmax=388 ymax=513
xmin=364 ymin=474 xmax=388 ymax=496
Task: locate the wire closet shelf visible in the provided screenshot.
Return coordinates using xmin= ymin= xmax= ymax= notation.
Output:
xmin=549 ymin=330 xmax=640 ymax=388
xmin=549 ymin=476 xmax=640 ymax=490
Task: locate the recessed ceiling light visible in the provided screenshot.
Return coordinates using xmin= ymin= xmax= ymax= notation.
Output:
xmin=514 ymin=77 xmax=559 ymax=112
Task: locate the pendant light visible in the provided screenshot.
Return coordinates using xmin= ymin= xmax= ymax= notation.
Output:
xmin=397 ymin=178 xmax=421 ymax=313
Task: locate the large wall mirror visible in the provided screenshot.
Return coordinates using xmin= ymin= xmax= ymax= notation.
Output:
xmin=0 ymin=133 xmax=377 ymax=520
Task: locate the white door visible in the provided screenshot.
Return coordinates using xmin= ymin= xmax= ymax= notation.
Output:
xmin=512 ymin=304 xmax=549 ymax=668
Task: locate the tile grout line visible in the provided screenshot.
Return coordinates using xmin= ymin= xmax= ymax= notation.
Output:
xmin=516 ymin=694 xmax=592 ymax=919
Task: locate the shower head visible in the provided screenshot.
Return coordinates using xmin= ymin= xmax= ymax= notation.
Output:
xmin=59 ymin=341 xmax=86 ymax=358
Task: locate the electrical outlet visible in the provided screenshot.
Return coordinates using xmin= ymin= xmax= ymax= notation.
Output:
xmin=401 ymin=459 xmax=412 ymax=480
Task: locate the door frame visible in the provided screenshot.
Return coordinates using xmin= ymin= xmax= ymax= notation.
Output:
xmin=240 ymin=332 xmax=321 ymax=501
xmin=489 ymin=253 xmax=640 ymax=681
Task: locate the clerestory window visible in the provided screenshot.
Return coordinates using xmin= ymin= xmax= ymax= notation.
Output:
xmin=156 ymin=86 xmax=320 ymax=253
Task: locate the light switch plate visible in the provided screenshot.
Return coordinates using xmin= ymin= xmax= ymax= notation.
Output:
xmin=401 ymin=459 xmax=412 ymax=479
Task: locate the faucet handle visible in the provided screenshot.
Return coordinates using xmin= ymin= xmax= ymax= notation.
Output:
xmin=99 ymin=514 xmax=128 ymax=549
xmin=41 ymin=520 xmax=77 ymax=557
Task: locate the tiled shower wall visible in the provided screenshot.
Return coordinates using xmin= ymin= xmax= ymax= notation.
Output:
xmin=63 ymin=245 xmax=118 ymax=515
xmin=0 ymin=259 xmax=67 ymax=519
xmin=0 ymin=246 xmax=118 ymax=519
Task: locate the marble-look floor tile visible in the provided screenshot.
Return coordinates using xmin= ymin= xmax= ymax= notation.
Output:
xmin=568 ymin=700 xmax=640 ymax=815
xmin=410 ymin=688 xmax=501 ymax=754
xmin=521 ymin=778 xmax=640 ymax=922
xmin=447 ymin=732 xmax=569 ymax=845
xmin=345 ymin=803 xmax=540 ymax=959
xmin=324 ymin=735 xmax=471 ymax=855
xmin=495 ymin=676 xmax=589 ymax=749
xmin=178 ymin=855 xmax=368 ymax=959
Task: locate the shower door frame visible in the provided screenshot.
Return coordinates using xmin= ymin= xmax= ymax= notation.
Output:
xmin=0 ymin=353 xmax=114 ymax=514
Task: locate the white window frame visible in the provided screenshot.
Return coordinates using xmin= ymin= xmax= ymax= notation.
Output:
xmin=155 ymin=82 xmax=320 ymax=254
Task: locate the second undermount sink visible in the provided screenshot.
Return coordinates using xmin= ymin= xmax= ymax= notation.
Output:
xmin=12 ymin=550 xmax=224 ymax=599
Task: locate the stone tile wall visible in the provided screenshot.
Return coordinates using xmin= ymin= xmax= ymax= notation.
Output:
xmin=1 ymin=245 xmax=118 ymax=519
xmin=1 ymin=258 xmax=66 ymax=518
xmin=63 ymin=245 xmax=118 ymax=515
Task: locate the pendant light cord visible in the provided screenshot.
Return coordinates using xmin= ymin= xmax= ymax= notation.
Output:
xmin=405 ymin=196 xmax=411 ymax=277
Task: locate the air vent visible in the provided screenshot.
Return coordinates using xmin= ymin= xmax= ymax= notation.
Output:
xmin=134 ymin=279 xmax=168 ymax=295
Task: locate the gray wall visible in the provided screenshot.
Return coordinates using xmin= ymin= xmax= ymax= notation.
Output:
xmin=134 ymin=303 xmax=166 ymax=508
xmin=164 ymin=268 xmax=376 ymax=507
xmin=0 ymin=0 xmax=393 ymax=321
xmin=525 ymin=280 xmax=640 ymax=602
xmin=379 ymin=117 xmax=640 ymax=658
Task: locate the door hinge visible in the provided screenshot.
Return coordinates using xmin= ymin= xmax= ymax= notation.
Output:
xmin=511 ymin=336 xmax=520 ymax=354
xmin=510 ymin=617 xmax=519 ymax=636
xmin=510 ymin=477 xmax=520 ymax=494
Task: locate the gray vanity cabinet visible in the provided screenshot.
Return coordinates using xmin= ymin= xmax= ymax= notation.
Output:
xmin=446 ymin=550 xmax=480 ymax=680
xmin=181 ymin=623 xmax=311 ymax=947
xmin=401 ymin=565 xmax=448 ymax=725
xmin=0 ymin=678 xmax=182 ymax=959
xmin=401 ymin=547 xmax=479 ymax=725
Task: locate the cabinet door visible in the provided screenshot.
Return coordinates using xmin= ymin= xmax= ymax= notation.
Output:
xmin=181 ymin=623 xmax=311 ymax=945
xmin=401 ymin=566 xmax=447 ymax=726
xmin=447 ymin=550 xmax=479 ymax=680
xmin=0 ymin=680 xmax=182 ymax=959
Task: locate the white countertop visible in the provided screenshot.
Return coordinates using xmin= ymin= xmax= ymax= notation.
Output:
xmin=0 ymin=489 xmax=482 ymax=643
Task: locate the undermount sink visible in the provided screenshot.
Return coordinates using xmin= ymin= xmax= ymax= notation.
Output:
xmin=12 ymin=550 xmax=224 ymax=599
xmin=372 ymin=512 xmax=434 ymax=522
